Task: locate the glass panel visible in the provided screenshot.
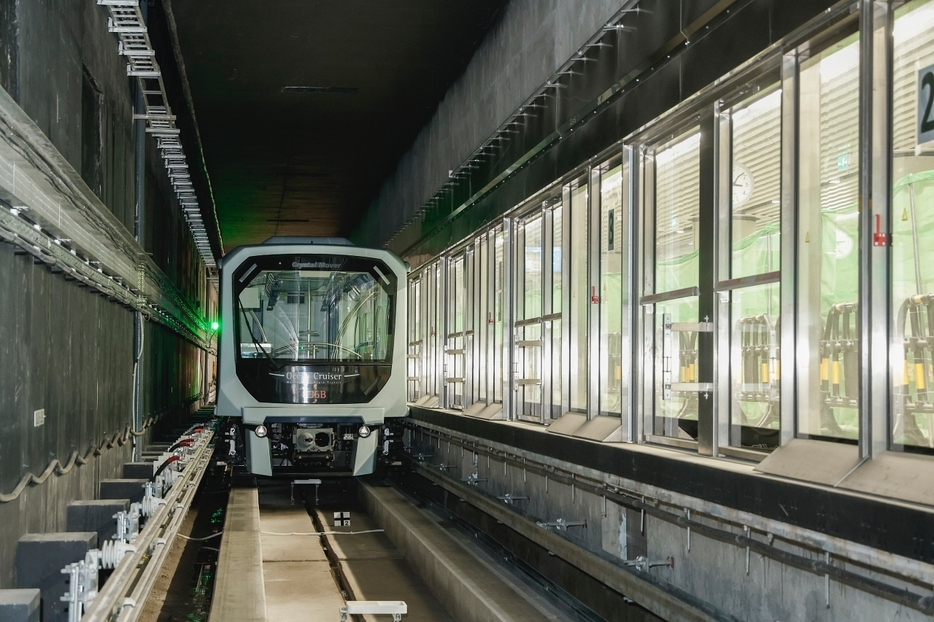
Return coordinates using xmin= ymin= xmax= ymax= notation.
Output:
xmin=552 ymin=205 xmax=563 ymax=415
xmin=656 ymin=131 xmax=700 ymax=293
xmin=518 ymin=216 xmax=543 ymax=420
xmin=600 ymin=164 xmax=624 ymax=416
xmin=553 ymin=205 xmax=563 ymax=315
xmin=726 ymin=86 xmax=782 ymax=448
xmin=477 ymin=236 xmax=489 ymax=403
xmin=522 ymin=216 xmax=543 ymax=320
xmin=518 ymin=323 xmax=543 ymax=419
xmin=426 ymin=264 xmax=439 ymax=399
xmin=464 ymin=250 xmax=475 ymax=407
xmin=419 ymin=276 xmax=429 ymax=398
xmin=447 ymin=256 xmax=465 ymax=408
xmin=432 ymin=262 xmax=442 ymax=399
xmin=731 ymin=89 xmax=782 ymax=278
xmin=649 ymin=131 xmax=700 ymax=440
xmin=729 ymin=283 xmax=781 ymax=448
xmin=494 ymin=230 xmax=505 ymax=403
xmin=891 ymin=0 xmax=934 ymax=452
xmin=450 ymin=257 xmax=464 ymax=333
xmin=408 ymin=278 xmax=421 ymax=401
xmin=796 ymin=32 xmax=861 ymax=441
xmin=653 ymin=297 xmax=699 ymax=439
xmin=569 ymin=181 xmax=589 ymax=411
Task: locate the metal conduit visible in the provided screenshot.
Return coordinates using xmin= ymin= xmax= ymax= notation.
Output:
xmin=0 ymin=395 xmax=200 ymax=504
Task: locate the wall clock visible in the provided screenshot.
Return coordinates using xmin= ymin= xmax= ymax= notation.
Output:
xmin=732 ymin=164 xmax=753 ymax=207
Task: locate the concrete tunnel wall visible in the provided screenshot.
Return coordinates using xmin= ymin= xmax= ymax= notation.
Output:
xmin=0 ymin=0 xmax=209 ymax=587
xmin=354 ymin=0 xmax=626 ymax=246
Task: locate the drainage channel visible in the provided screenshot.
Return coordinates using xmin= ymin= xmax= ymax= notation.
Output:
xmin=388 ymin=470 xmax=662 ymax=622
xmin=138 ymin=458 xmax=230 ymax=622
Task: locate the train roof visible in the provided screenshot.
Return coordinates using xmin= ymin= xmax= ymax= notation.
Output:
xmin=219 ymin=237 xmax=405 ymax=274
xmin=262 ymin=236 xmax=353 ymax=246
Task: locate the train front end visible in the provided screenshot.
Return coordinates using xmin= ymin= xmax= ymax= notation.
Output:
xmin=216 ymin=238 xmax=407 ymax=476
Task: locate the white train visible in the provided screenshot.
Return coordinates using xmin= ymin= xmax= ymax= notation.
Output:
xmin=216 ymin=237 xmax=408 ymax=476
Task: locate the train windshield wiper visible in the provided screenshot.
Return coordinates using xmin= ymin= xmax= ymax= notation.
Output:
xmin=238 ymin=304 xmax=282 ymax=370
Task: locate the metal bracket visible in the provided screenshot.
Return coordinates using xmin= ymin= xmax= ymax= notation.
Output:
xmin=61 ymin=558 xmax=98 ymax=622
xmin=670 ymin=383 xmax=714 ymax=393
xmin=341 ymin=600 xmax=407 ymax=621
xmin=623 ymin=556 xmax=675 ymax=572
xmin=538 ymin=518 xmax=587 ymax=531
xmin=498 ymin=493 xmax=530 ymax=505
xmin=462 ymin=472 xmax=487 ymax=486
xmin=661 ymin=313 xmax=672 ymax=400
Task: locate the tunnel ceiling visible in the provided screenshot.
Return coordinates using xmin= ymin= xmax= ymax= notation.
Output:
xmin=167 ymin=0 xmax=507 ymax=252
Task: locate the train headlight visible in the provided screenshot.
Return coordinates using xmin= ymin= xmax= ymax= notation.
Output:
xmin=358 ymin=425 xmax=372 ymax=438
xmin=254 ymin=424 xmax=268 ymax=438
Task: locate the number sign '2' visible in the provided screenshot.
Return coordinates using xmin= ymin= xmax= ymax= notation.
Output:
xmin=920 ymin=63 xmax=934 ymax=146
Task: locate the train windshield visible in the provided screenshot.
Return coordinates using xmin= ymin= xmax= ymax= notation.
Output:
xmin=234 ymin=254 xmax=395 ymax=364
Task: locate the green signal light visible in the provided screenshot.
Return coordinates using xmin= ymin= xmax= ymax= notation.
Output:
xmin=210 ymin=321 xmax=220 ymax=331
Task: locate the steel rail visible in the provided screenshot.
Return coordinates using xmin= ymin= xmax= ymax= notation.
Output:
xmin=81 ymin=427 xmax=215 ymax=622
